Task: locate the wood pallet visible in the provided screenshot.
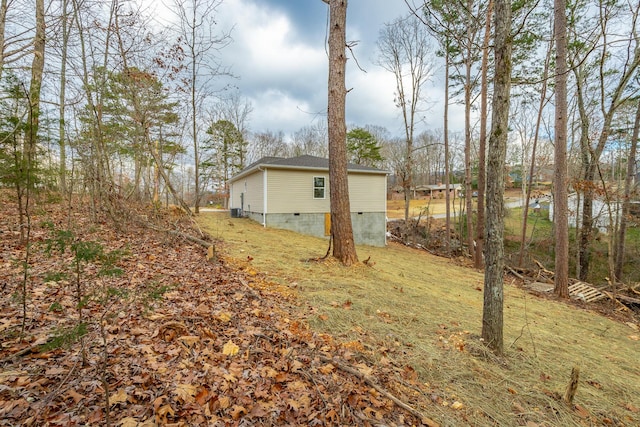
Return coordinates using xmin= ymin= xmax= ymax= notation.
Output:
xmin=525 ymin=281 xmax=606 ymax=303
xmin=568 ymin=282 xmax=606 ymax=302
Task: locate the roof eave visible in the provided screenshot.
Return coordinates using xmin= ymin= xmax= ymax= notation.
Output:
xmin=230 ymin=163 xmax=388 ymax=182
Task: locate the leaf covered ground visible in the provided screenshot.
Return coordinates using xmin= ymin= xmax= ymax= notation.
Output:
xmin=0 ymin=192 xmax=437 ymax=426
xmin=199 ymin=211 xmax=640 ymax=427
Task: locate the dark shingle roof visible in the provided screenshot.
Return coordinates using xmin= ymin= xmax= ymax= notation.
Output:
xmin=232 ymin=155 xmax=387 ymax=181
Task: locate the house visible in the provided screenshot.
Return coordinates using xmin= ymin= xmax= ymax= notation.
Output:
xmin=228 ymin=155 xmax=388 ymax=246
xmin=413 ymin=183 xmax=462 ymax=199
xmin=549 ymin=193 xmax=621 ymax=232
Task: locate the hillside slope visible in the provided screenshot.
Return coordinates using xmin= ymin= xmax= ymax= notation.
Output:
xmin=200 ymin=212 xmax=640 ymax=426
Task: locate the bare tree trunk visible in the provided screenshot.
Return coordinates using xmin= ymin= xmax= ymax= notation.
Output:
xmin=191 ymin=23 xmax=200 ymax=213
xmin=464 ymin=53 xmax=474 ymax=262
xmin=59 ymin=0 xmax=70 ymax=193
xmin=615 ymin=102 xmax=640 ymax=280
xmin=24 ymin=0 xmax=45 ymax=196
xmin=147 ymin=136 xmax=193 ymax=215
xmin=72 ymin=0 xmax=116 ymax=213
xmin=482 ymin=0 xmax=511 ymax=355
xmin=475 ymin=0 xmax=493 ymax=269
xmin=518 ymin=27 xmax=553 ymax=267
xmin=553 ymin=0 xmax=569 ymax=298
xmin=444 ymin=44 xmax=451 ymax=254
xmin=0 ymin=0 xmax=8 ymax=80
xmin=327 ymin=0 xmax=357 ymax=266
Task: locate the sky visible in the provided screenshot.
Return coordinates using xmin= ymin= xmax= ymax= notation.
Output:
xmin=185 ymin=0 xmax=462 ymax=140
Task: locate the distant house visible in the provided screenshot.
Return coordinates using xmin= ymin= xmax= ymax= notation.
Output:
xmin=228 ymin=155 xmax=388 ymax=246
xmin=549 ymin=193 xmax=621 ymax=232
xmin=413 ymin=183 xmax=462 ymax=199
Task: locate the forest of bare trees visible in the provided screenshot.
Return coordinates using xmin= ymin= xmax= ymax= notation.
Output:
xmin=2 ymin=0 xmax=640 ymax=303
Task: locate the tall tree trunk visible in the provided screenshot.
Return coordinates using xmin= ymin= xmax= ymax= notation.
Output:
xmin=482 ymin=0 xmax=511 ymax=355
xmin=553 ymin=0 xmax=569 ymax=297
xmin=464 ymin=26 xmax=475 ymax=262
xmin=573 ymin=2 xmax=640 ymax=282
xmin=25 ymin=0 xmax=45 ymax=180
xmin=59 ymin=0 xmax=70 ymax=193
xmin=327 ymin=0 xmax=357 ymax=265
xmin=72 ymin=0 xmax=115 ymax=213
xmin=0 ymin=0 xmax=7 ymax=80
xmin=191 ymin=6 xmax=200 ymax=214
xmin=475 ymin=0 xmax=493 ymax=269
xmin=615 ymin=101 xmax=640 ymax=280
xmin=578 ymin=166 xmax=595 ymax=281
xmin=444 ymin=42 xmax=451 ymax=254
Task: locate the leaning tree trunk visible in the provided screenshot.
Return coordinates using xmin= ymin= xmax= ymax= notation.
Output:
xmin=327 ymin=0 xmax=358 ymax=266
xmin=482 ymin=0 xmax=512 ymax=355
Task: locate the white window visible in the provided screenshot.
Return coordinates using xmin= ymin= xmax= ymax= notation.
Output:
xmin=313 ymin=176 xmax=326 ymax=199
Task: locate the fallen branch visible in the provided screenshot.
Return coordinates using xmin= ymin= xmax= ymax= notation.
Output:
xmin=533 ymin=258 xmax=555 ymax=278
xmin=319 ymin=355 xmax=439 ymax=427
xmin=0 ymin=343 xmax=37 ymax=364
xmin=506 ymin=265 xmax=526 ymax=281
xmin=599 ymin=289 xmax=631 ymax=311
xmin=144 ymin=221 xmax=212 ymax=248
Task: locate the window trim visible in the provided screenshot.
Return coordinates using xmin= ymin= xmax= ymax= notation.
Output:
xmin=313 ymin=176 xmax=326 ymax=199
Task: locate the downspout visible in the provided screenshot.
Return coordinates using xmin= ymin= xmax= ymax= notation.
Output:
xmin=384 ymin=173 xmax=388 ymax=245
xmin=262 ymin=167 xmax=267 ymax=227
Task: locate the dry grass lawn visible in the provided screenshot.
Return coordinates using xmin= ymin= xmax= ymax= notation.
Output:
xmin=387 ymin=189 xmax=523 ymax=219
xmin=199 ymin=212 xmax=640 ymax=426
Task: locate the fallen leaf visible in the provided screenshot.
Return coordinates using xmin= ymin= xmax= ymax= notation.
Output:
xmin=108 ymin=388 xmax=128 ymax=406
xmin=118 ymin=417 xmax=139 ymax=427
xmin=356 ymin=363 xmax=373 ymax=376
xmin=222 ymin=340 xmax=239 ymax=356
xmin=249 ymin=403 xmax=269 ymax=417
xmin=216 ymin=312 xmax=232 ymax=323
xmin=65 ymin=389 xmax=86 ymax=404
xmin=178 ymin=335 xmax=200 ymax=346
xmin=625 ymin=403 xmax=639 ymax=413
xmin=628 ymin=335 xmax=639 ymax=341
xmin=174 ymin=383 xmax=198 ymax=403
xmin=230 ymin=405 xmax=246 ymax=420
xmin=218 ymin=396 xmax=231 ymax=409
xmin=45 ymin=367 xmax=66 ymax=376
xmin=512 ymin=401 xmax=525 ymax=413
xmin=587 ymin=380 xmax=602 ymax=389
xmin=363 ymin=406 xmax=383 ymax=420
xmin=156 ymin=404 xmax=175 ymax=424
xmin=0 ymin=371 xmax=28 ymax=384
xmin=318 ymin=363 xmax=335 ymax=374
xmin=195 ymin=387 xmax=209 ymax=405
xmin=451 ymin=401 xmax=464 ymax=410
xmin=574 ymin=404 xmax=589 ymax=418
